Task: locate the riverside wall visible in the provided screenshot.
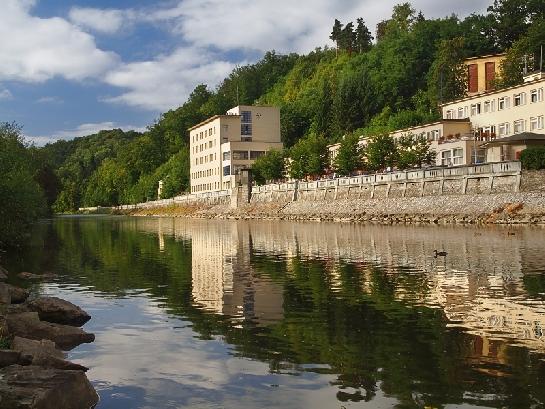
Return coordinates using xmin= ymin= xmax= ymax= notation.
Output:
xmin=117 ymin=162 xmax=545 ymax=225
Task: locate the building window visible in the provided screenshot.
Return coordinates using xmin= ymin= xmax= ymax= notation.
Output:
xmin=223 ymin=151 xmax=230 ymax=161
xmin=241 ymin=123 xmax=252 ymax=135
xmin=513 ymin=119 xmax=525 ymax=134
xmin=498 ymin=96 xmax=510 ymax=110
xmin=457 ymin=107 xmax=464 ymax=119
xmin=223 ymin=166 xmax=231 ymax=176
xmin=530 ymin=88 xmax=544 ymax=103
xmin=446 ymin=109 xmax=454 ymax=119
xmin=209 ymin=154 xmax=214 ymax=161
xmin=470 ymin=103 xmax=481 ymax=116
xmin=232 ymin=150 xmax=249 ymax=160
xmin=498 ymin=122 xmax=510 ymax=137
xmin=483 ymin=100 xmax=495 ymax=113
xmin=208 ymin=141 xmax=212 ymax=148
xmin=530 ymin=116 xmax=544 ymax=131
xmin=513 ymin=93 xmax=526 ymax=106
xmin=441 ymin=150 xmax=452 ymax=166
xmin=250 ymin=151 xmax=265 ymax=160
xmin=241 ymin=111 xmax=252 ymax=123
xmin=452 ymin=148 xmax=464 ymax=165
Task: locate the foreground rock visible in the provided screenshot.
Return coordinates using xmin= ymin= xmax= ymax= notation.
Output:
xmin=28 ymin=297 xmax=91 ymax=327
xmin=17 ymin=272 xmax=57 ymax=280
xmin=0 ymin=365 xmax=98 ymax=409
xmin=6 ymin=285 xmax=29 ymax=304
xmin=0 ymin=284 xmax=10 ymax=304
xmin=10 ymin=337 xmax=88 ymax=372
xmin=6 ymin=312 xmax=95 ymax=351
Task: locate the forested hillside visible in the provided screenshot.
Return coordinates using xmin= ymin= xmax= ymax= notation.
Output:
xmin=33 ymin=0 xmax=545 ymax=212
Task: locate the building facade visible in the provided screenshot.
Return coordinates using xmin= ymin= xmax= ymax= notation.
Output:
xmin=189 ymin=105 xmax=283 ymax=193
xmin=464 ymin=54 xmax=505 ymax=95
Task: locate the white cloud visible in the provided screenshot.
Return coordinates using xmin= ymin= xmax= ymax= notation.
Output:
xmin=68 ymin=7 xmax=128 ymax=34
xmin=0 ymin=88 xmax=13 ymax=100
xmin=0 ymin=0 xmax=119 ymax=83
xmin=103 ymin=47 xmax=236 ymax=111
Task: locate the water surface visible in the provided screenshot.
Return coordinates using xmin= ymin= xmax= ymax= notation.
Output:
xmin=6 ymin=217 xmax=545 ymax=409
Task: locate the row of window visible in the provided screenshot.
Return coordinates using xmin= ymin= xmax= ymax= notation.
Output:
xmin=222 ymin=150 xmax=265 ymax=161
xmin=496 ymin=116 xmax=545 ymax=136
xmin=191 ymin=181 xmax=221 ymax=193
xmin=191 ymin=167 xmax=220 ymax=180
xmin=195 ymin=153 xmax=217 ymax=165
xmin=222 ymin=165 xmax=250 ymax=176
xmin=193 ymin=138 xmax=217 ymax=154
xmin=192 ymin=126 xmax=216 ymax=143
xmin=445 ymin=87 xmax=544 ymax=119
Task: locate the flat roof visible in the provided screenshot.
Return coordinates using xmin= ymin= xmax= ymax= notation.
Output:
xmin=440 ymin=77 xmax=545 ymax=107
xmin=482 ymin=132 xmax=545 ymax=147
xmin=464 ymin=53 xmax=506 ymax=62
xmin=188 ymin=114 xmax=240 ymax=132
xmin=389 ymin=119 xmax=470 ymax=135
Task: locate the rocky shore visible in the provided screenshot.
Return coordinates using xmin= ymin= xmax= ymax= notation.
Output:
xmin=0 ymin=265 xmax=98 ymax=409
xmin=122 ymin=191 xmax=545 ymax=225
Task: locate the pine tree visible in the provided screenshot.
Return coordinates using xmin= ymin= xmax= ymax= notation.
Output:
xmin=330 ymin=19 xmax=343 ymax=56
xmin=355 ymin=18 xmax=373 ymax=53
xmin=340 ymin=22 xmax=357 ymax=55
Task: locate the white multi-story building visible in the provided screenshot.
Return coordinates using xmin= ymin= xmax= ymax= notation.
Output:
xmin=189 ymin=105 xmax=283 ymax=193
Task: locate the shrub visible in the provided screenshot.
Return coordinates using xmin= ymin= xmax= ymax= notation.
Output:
xmin=520 ymin=147 xmax=545 ymax=170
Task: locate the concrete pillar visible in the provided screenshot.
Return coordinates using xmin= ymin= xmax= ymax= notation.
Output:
xmin=420 ymin=181 xmax=425 ymax=197
xmin=439 ymin=179 xmax=445 ymax=194
xmin=386 ymin=183 xmax=392 ymax=198
xmin=488 ymin=176 xmax=494 ymax=193
xmin=402 ymin=182 xmax=407 ymax=198
xmin=370 ymin=184 xmax=375 ymax=199
xmin=292 ymin=181 xmax=299 ymax=202
xmin=462 ymin=177 xmax=468 ymax=194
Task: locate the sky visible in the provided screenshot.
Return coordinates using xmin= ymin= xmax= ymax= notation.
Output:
xmin=0 ymin=0 xmax=491 ymax=145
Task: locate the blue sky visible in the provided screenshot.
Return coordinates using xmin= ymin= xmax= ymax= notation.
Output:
xmin=0 ymin=0 xmax=490 ymax=145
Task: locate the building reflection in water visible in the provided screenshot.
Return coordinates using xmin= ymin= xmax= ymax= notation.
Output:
xmin=144 ymin=218 xmax=545 ymax=359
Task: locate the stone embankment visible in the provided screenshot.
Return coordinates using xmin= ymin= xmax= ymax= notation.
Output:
xmin=0 ymin=264 xmax=98 ymax=409
xmin=121 ymin=170 xmax=545 ymax=225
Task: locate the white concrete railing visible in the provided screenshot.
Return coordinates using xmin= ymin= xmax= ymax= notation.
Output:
xmin=114 ymin=190 xmax=231 ymax=210
xmin=252 ymin=161 xmax=521 ymax=194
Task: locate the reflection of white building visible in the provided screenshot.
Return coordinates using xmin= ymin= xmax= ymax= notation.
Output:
xmin=131 ymin=218 xmax=545 ymax=355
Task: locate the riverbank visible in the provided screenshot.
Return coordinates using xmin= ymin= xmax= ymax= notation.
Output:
xmin=120 ymin=191 xmax=545 ymax=225
xmin=0 ymin=265 xmax=98 ymax=409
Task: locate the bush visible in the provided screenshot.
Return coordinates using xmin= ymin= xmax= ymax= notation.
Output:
xmin=520 ymin=147 xmax=545 ymax=170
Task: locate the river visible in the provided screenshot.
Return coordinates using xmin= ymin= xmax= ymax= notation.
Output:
xmin=5 ymin=216 xmax=545 ymax=408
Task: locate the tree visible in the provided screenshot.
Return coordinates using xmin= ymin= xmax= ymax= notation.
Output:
xmin=251 ymin=150 xmax=286 ymax=185
xmin=395 ymin=134 xmax=435 ymax=169
xmin=355 ymin=18 xmax=373 ymax=53
xmin=330 ymin=19 xmax=344 ymax=56
xmin=363 ymin=134 xmax=397 ymax=172
xmin=0 ymin=122 xmax=46 ymax=247
xmin=428 ymin=37 xmax=467 ymax=105
xmin=339 ymin=22 xmax=357 ymax=55
xmin=288 ymin=133 xmax=329 ymax=179
xmin=334 ymin=134 xmax=364 ymax=176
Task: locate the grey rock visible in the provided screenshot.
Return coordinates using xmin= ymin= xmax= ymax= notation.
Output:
xmin=6 ymin=312 xmax=95 ymax=351
xmin=0 ymin=283 xmax=10 ymax=305
xmin=17 ymin=272 xmax=57 ymax=280
xmin=0 ymin=350 xmax=22 ymax=368
xmin=28 ymin=297 xmax=91 ymax=327
xmin=10 ymin=337 xmax=87 ymax=371
xmin=0 ymin=365 xmax=99 ymax=409
xmin=6 ymin=285 xmax=30 ymax=304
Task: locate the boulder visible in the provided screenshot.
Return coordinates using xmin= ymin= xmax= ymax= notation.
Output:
xmin=28 ymin=297 xmax=91 ymax=327
xmin=0 ymin=350 xmax=22 ymax=368
xmin=6 ymin=313 xmax=95 ymax=351
xmin=0 ymin=365 xmax=99 ymax=409
xmin=0 ymin=283 xmax=10 ymax=304
xmin=7 ymin=285 xmax=30 ymax=304
xmin=10 ymin=337 xmax=88 ymax=372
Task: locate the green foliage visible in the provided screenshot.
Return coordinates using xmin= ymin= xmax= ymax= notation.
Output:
xmin=333 ymin=134 xmax=364 ymax=176
xmin=251 ymin=150 xmax=286 ymax=185
xmin=0 ymin=122 xmax=47 ymax=247
xmin=395 ymin=134 xmax=436 ymax=169
xmin=288 ymin=133 xmax=329 ymax=179
xmin=428 ymin=37 xmax=468 ymax=105
xmin=520 ymin=147 xmax=545 ymax=170
xmin=364 ymin=134 xmax=398 ymax=172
